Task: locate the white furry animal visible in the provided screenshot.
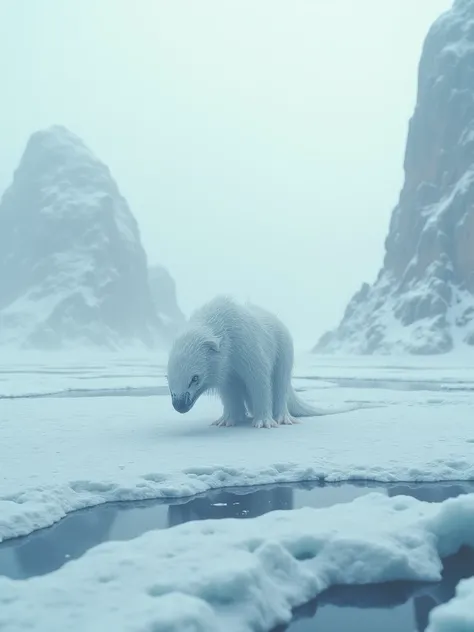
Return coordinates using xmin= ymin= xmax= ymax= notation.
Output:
xmin=166 ymin=296 xmax=325 ymax=429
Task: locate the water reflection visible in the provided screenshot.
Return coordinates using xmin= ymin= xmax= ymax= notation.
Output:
xmin=168 ymin=485 xmax=294 ymax=526
xmin=0 ymin=480 xmax=473 ymax=580
xmin=412 ymin=548 xmax=474 ymax=631
xmin=277 ymin=547 xmax=474 ymax=632
xmin=0 ymin=504 xmax=118 ymax=579
xmin=386 ymin=482 xmax=472 ymax=503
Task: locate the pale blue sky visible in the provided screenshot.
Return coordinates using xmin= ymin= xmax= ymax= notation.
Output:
xmin=1 ymin=0 xmax=452 ymax=347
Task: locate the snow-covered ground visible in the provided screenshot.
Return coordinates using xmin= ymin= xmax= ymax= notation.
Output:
xmin=0 ymin=351 xmax=473 ymax=631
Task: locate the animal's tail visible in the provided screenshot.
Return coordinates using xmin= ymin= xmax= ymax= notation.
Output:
xmin=287 ymin=387 xmax=370 ymax=418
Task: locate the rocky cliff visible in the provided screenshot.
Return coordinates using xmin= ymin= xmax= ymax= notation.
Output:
xmin=0 ymin=125 xmax=181 ymax=350
xmin=148 ymin=265 xmax=186 ymax=339
xmin=315 ymin=0 xmax=474 ymax=355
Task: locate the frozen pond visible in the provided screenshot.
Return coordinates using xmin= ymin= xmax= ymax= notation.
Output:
xmin=1 ymin=480 xmax=473 ymax=580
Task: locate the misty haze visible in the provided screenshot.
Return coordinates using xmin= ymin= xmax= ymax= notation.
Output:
xmin=1 ymin=1 xmax=474 ymax=632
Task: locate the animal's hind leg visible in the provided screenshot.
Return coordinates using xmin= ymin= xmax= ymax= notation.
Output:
xmin=272 ymin=349 xmax=298 ymax=426
xmin=247 ymin=375 xmax=278 ymax=429
xmin=211 ymin=376 xmax=248 ymax=427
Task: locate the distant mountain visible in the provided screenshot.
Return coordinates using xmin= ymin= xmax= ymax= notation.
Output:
xmin=0 ymin=125 xmax=182 ymax=350
xmin=315 ymin=0 xmax=474 ymax=355
xmin=148 ymin=264 xmax=186 ymax=339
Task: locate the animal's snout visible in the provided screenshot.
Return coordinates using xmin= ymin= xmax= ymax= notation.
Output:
xmin=172 ymin=392 xmax=192 ymax=414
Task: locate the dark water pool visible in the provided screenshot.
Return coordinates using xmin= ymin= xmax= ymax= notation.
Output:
xmin=0 ymin=481 xmax=472 ymax=632
xmin=276 ymin=546 xmax=474 ymax=632
xmin=1 ymin=480 xmax=473 ymax=580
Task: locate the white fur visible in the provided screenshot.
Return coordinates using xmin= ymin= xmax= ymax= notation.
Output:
xmin=166 ymin=296 xmax=324 ymax=429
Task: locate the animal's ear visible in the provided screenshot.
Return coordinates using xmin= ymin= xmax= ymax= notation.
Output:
xmin=204 ymin=335 xmax=221 ymax=353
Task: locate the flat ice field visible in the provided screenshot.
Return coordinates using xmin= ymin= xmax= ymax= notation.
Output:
xmin=1 ymin=351 xmax=474 ymax=631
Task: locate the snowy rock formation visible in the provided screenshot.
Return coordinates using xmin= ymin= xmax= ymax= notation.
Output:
xmin=148 ymin=265 xmax=185 ymax=340
xmin=0 ymin=125 xmax=180 ymax=349
xmin=315 ymin=0 xmax=474 ymax=355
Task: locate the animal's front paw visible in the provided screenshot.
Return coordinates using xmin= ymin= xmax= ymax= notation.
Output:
xmin=277 ymin=415 xmax=299 ymax=425
xmin=211 ymin=416 xmax=236 ymax=427
xmin=252 ymin=418 xmax=278 ymax=429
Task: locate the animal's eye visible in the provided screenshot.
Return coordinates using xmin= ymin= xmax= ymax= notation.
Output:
xmin=190 ymin=374 xmax=199 ymax=386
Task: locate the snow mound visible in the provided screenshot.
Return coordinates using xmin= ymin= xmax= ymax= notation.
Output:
xmin=1 ymin=492 xmax=474 ymax=632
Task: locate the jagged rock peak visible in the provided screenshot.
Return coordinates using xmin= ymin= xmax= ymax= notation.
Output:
xmin=0 ymin=125 xmax=174 ymax=350
xmin=314 ymin=0 xmax=474 ymax=355
xmin=148 ymin=265 xmax=186 ymax=338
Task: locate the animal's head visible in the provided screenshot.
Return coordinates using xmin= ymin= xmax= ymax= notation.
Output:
xmin=166 ymin=327 xmax=221 ymax=414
